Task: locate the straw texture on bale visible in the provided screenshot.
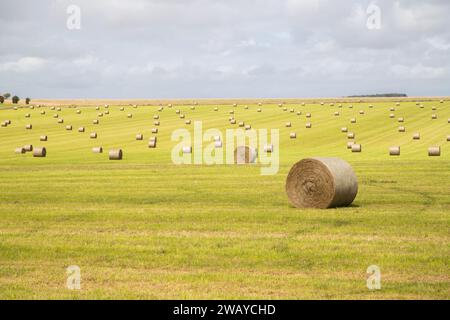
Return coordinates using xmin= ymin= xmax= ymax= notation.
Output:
xmin=40 ymin=135 xmax=47 ymax=141
xmin=389 ymin=146 xmax=400 ymax=156
xmin=285 ymin=157 xmax=358 ymax=209
xmin=15 ymin=147 xmax=26 ymax=154
xmin=351 ymin=144 xmax=361 ymax=152
xmin=33 ymin=147 xmax=46 ymax=157
xmin=109 ymin=149 xmax=123 ymax=160
xmin=234 ymin=146 xmax=257 ymax=164
xmin=23 ymin=145 xmax=33 ymax=152
xmin=92 ymin=147 xmax=103 ymax=153
xmin=428 ymin=147 xmax=440 ymax=156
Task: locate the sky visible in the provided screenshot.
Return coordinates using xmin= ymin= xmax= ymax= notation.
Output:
xmin=0 ymin=0 xmax=449 ymax=99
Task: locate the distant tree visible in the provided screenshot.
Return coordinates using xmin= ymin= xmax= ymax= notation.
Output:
xmin=12 ymin=96 xmax=20 ymax=104
xmin=25 ymin=97 xmax=31 ymax=104
xmin=0 ymin=96 xmax=4 ymax=104
xmin=3 ymin=93 xmax=11 ymax=99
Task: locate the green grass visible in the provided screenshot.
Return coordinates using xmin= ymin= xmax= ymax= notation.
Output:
xmin=0 ymin=100 xmax=449 ymax=299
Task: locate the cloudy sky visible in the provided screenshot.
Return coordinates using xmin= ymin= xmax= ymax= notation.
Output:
xmin=1 ymin=0 xmax=449 ymax=99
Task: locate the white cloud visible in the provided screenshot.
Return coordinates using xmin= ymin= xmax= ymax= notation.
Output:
xmin=0 ymin=57 xmax=47 ymax=73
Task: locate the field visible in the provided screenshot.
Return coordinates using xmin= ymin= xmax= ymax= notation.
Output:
xmin=0 ymin=98 xmax=449 ymax=299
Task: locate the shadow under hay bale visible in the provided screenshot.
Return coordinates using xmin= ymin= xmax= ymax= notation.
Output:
xmin=285 ymin=157 xmax=358 ymax=209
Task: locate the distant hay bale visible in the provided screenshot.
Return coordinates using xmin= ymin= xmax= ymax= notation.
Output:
xmin=154 ymin=121 xmax=160 ymax=126
xmin=98 ymin=113 xmax=103 ymax=117
xmin=185 ymin=120 xmax=191 ymax=125
xmin=168 ymin=104 xmax=172 ymax=108
xmin=286 ymin=122 xmax=292 ymax=127
xmin=23 ymin=145 xmax=33 ymax=152
xmin=33 ymin=147 xmax=46 ymax=158
xmin=127 ymin=113 xmax=132 ymax=118
xmin=419 ymin=105 xmax=424 ymax=108
xmin=432 ymin=106 xmax=436 ymax=111
xmin=396 ymin=102 xmax=400 ymax=106
xmin=92 ymin=147 xmax=103 ymax=153
xmin=297 ymin=111 xmax=301 ymax=116
xmin=151 ymin=128 xmax=158 ymax=133
xmin=66 ymin=125 xmax=72 ymax=130
xmin=285 ymin=157 xmax=358 ymax=208
xmin=214 ymin=107 xmax=218 ymax=111
xmin=350 ymin=118 xmax=356 ymax=123
xmin=120 ymin=107 xmax=125 ymax=111
xmin=90 ymin=132 xmax=97 ymax=139
xmin=133 ymin=104 xmax=137 ymax=108
xmin=41 ymin=110 xmax=46 ymax=115
xmin=148 ymin=140 xmax=157 ymax=148
xmin=245 ymin=124 xmax=252 ymax=130
xmin=153 ymin=115 xmax=159 ymax=120
xmin=238 ymin=121 xmax=245 ymax=127
xmin=93 ymin=119 xmax=99 ymax=124
xmin=334 ymin=112 xmax=340 ymax=116
xmin=244 ymin=105 xmax=249 ymax=109
xmin=25 ymin=113 xmax=31 ymax=118
xmin=50 ymin=106 xmax=55 ymax=110
xmin=215 ymin=141 xmax=222 ymax=148
xmin=136 ymin=134 xmax=143 ymax=140
xmin=175 ymin=109 xmax=181 ymax=114
xmin=149 ymin=136 xmax=157 ymax=142
xmin=40 ymin=135 xmax=47 ymax=141
xmin=305 ymin=122 xmax=312 ymax=128
xmin=180 ymin=114 xmax=185 ymax=119
xmin=283 ymin=107 xmax=287 ymax=111
xmin=230 ymin=119 xmax=236 ymax=124
xmin=25 ymin=124 xmax=32 ymax=129
xmin=398 ymin=117 xmax=404 ymax=123
xmin=348 ymin=105 xmax=353 ymax=108
xmin=290 ymin=132 xmax=297 ymax=139
xmin=341 ymin=127 xmax=348 ymax=133
xmin=390 ymin=107 xmax=395 ymax=111
xmin=76 ymin=110 xmax=81 ymax=114
xmin=278 ymin=103 xmax=283 ymax=107
xmin=347 ymin=132 xmax=354 ymax=139
xmin=104 ymin=105 xmax=109 ymax=108
xmin=78 ymin=127 xmax=85 ymax=132
xmin=440 ymin=100 xmax=444 ymax=103
xmin=448 ymin=118 xmax=450 ymax=123
xmin=264 ymin=144 xmax=273 ymax=153
xmin=320 ymin=102 xmax=324 ymax=106
xmin=53 ymin=114 xmax=59 ymax=118
xmin=389 ymin=113 xmax=395 ymax=118
xmin=398 ymin=126 xmax=405 ymax=132
xmin=346 ymin=141 xmax=354 ymax=149
xmin=104 ymin=110 xmax=109 ymax=115
xmin=412 ymin=133 xmax=420 ymax=140
xmin=257 ymin=108 xmax=262 ymax=112
xmin=351 ymin=144 xmax=362 ymax=152
xmin=389 ymin=146 xmax=400 ymax=156
xmin=230 ymin=110 xmax=234 ymax=114
xmin=306 ymin=113 xmax=311 ymax=118
xmin=447 ymin=135 xmax=450 ymax=142
xmin=109 ymin=149 xmax=123 ymax=160
xmin=359 ymin=110 xmax=365 ymax=115
xmin=191 ymin=106 xmax=195 ymax=110
xmin=428 ymin=146 xmax=441 ymax=156
xmin=431 ymin=114 xmax=437 ymax=119
xmin=56 ymin=107 xmax=61 ymax=111
xmin=258 ymin=102 xmax=262 ymax=106
xmin=182 ymin=146 xmax=192 ymax=154
xmin=1 ymin=122 xmax=7 ymax=127
xmin=15 ymin=147 xmax=26 ymax=154
xmin=58 ymin=119 xmax=64 ymax=123
xmin=234 ymin=146 xmax=257 ymax=164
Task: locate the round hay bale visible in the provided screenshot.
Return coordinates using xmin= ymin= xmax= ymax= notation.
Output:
xmin=389 ymin=146 xmax=400 ymax=156
xmin=109 ymin=149 xmax=123 ymax=160
xmin=230 ymin=119 xmax=236 ymax=124
xmin=136 ymin=134 xmax=143 ymax=140
xmin=290 ymin=109 xmax=295 ymax=113
xmin=350 ymin=118 xmax=356 ymax=123
xmin=334 ymin=112 xmax=340 ymax=116
xmin=104 ymin=110 xmax=109 ymax=115
xmin=447 ymin=135 xmax=450 ymax=142
xmin=93 ymin=119 xmax=99 ymax=124
xmin=431 ymin=114 xmax=437 ymax=119
xmin=78 ymin=127 xmax=85 ymax=133
xmin=447 ymin=118 xmax=450 ymax=123
xmin=25 ymin=113 xmax=31 ymax=118
xmin=351 ymin=144 xmax=361 ymax=152
xmin=23 ymin=145 xmax=33 ymax=152
xmin=191 ymin=106 xmax=195 ymax=110
xmin=56 ymin=107 xmax=61 ymax=111
xmin=398 ymin=126 xmax=406 ymax=132
xmin=151 ymin=128 xmax=158 ymax=134
xmin=347 ymin=132 xmax=354 ymax=139
xmin=158 ymin=107 xmax=164 ymax=112
xmin=245 ymin=124 xmax=252 ymax=130
xmin=290 ymin=132 xmax=297 ymax=139
xmin=104 ymin=105 xmax=109 ymax=108
xmin=33 ymin=147 xmax=46 ymax=157
xmin=40 ymin=135 xmax=48 ymax=141
xmin=389 ymin=113 xmax=395 ymax=118
xmin=390 ymin=107 xmax=395 ymax=111
xmin=92 ymin=147 xmax=103 ymax=153
xmin=215 ymin=140 xmax=222 ymax=148
xmin=285 ymin=157 xmax=358 ymax=208
xmin=175 ymin=109 xmax=181 ymax=114
xmin=66 ymin=125 xmax=72 ymax=130
xmin=257 ymin=108 xmax=262 ymax=112
xmin=53 ymin=114 xmax=59 ymax=118
xmin=58 ymin=118 xmax=64 ymax=123
xmin=154 ymin=121 xmax=160 ymax=126
xmin=15 ymin=147 xmax=26 ymax=154
xmin=244 ymin=105 xmax=249 ymax=109
xmin=306 ymin=113 xmax=311 ymax=118
xmin=90 ymin=132 xmax=97 ymax=139
xmin=297 ymin=111 xmax=301 ymax=116
xmin=440 ymin=100 xmax=444 ymax=103
xmin=347 ymin=141 xmax=354 ymax=149
xmin=286 ymin=122 xmax=292 ymax=127
xmin=264 ymin=144 xmax=273 ymax=153
xmin=1 ymin=122 xmax=7 ymax=127
xmin=348 ymin=105 xmax=353 ymax=109
xmin=180 ymin=114 xmax=185 ymax=119
xmin=230 ymin=110 xmax=234 ymax=114
xmin=153 ymin=115 xmax=159 ymax=120
xmin=238 ymin=122 xmax=245 ymax=127
xmin=76 ymin=110 xmax=81 ymax=114
xmin=148 ymin=140 xmax=157 ymax=148
xmin=185 ymin=120 xmax=191 ymax=125
xmin=214 ymin=107 xmax=218 ymax=111
xmin=182 ymin=146 xmax=192 ymax=154
xmin=41 ymin=110 xmax=46 ymax=115
xmin=234 ymin=146 xmax=257 ymax=164
xmin=412 ymin=133 xmax=420 ymax=140
xmin=25 ymin=124 xmax=32 ymax=130
xmin=50 ymin=106 xmax=55 ymax=110
xmin=120 ymin=107 xmax=125 ymax=111
xmin=305 ymin=122 xmax=312 ymax=128
xmin=98 ymin=113 xmax=103 ymax=117
xmin=341 ymin=127 xmax=348 ymax=133
xmin=428 ymin=146 xmax=441 ymax=156
xmin=127 ymin=113 xmax=132 ymax=118
xmin=398 ymin=117 xmax=404 ymax=123
xmin=359 ymin=110 xmax=365 ymax=115
xmin=396 ymin=102 xmax=400 ymax=106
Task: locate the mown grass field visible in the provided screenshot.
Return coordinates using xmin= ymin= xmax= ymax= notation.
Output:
xmin=0 ymin=98 xmax=449 ymax=299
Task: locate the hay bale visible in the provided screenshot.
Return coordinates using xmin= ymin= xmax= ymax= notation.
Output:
xmin=127 ymin=113 xmax=133 ymax=118
xmin=428 ymin=146 xmax=441 ymax=156
xmin=334 ymin=112 xmax=340 ymax=116
xmin=351 ymin=144 xmax=362 ymax=152
xmin=33 ymin=147 xmax=46 ymax=157
xmin=25 ymin=113 xmax=31 ymax=118
xmin=109 ymin=149 xmax=123 ymax=160
xmin=180 ymin=114 xmax=185 ymax=119
xmin=432 ymin=106 xmax=437 ymax=111
xmin=264 ymin=144 xmax=273 ymax=153
xmin=93 ymin=119 xmax=99 ymax=124
xmin=175 ymin=109 xmax=181 ymax=114
xmin=56 ymin=107 xmax=61 ymax=111
xmin=151 ymin=128 xmax=158 ymax=133
xmin=153 ymin=115 xmax=159 ymax=120
xmin=297 ymin=111 xmax=301 ymax=116
xmin=348 ymin=105 xmax=353 ymax=109
xmin=92 ymin=147 xmax=103 ymax=153
xmin=389 ymin=146 xmax=400 ymax=156
xmin=66 ymin=125 xmax=72 ymax=130
xmin=290 ymin=132 xmax=297 ymax=139
xmin=234 ymin=146 xmax=257 ymax=164
xmin=120 ymin=107 xmax=125 ymax=111
xmin=158 ymin=107 xmax=164 ymax=112
xmin=431 ymin=114 xmax=437 ymax=119
xmin=23 ymin=145 xmax=33 ymax=152
xmin=136 ymin=134 xmax=143 ymax=140
xmin=185 ymin=120 xmax=191 ymax=125
xmin=257 ymin=108 xmax=262 ymax=112
xmin=396 ymin=102 xmax=400 ymax=106
xmin=215 ymin=141 xmax=222 ymax=148
xmin=306 ymin=113 xmax=311 ymax=118
xmin=40 ymin=135 xmax=47 ymax=141
xmin=154 ymin=121 xmax=160 ymax=126
xmin=389 ymin=113 xmax=395 ymax=118
xmin=78 ymin=127 xmax=85 ymax=132
xmin=15 ymin=147 xmax=26 ymax=154
xmin=413 ymin=133 xmax=420 ymax=140
xmin=346 ymin=141 xmax=354 ymax=149
xmin=76 ymin=110 xmax=81 ymax=114
xmin=191 ymin=106 xmax=195 ymax=110
xmin=230 ymin=110 xmax=234 ymax=114
xmin=58 ymin=119 xmax=64 ymax=123
xmin=440 ymin=100 xmax=444 ymax=103
xmin=285 ymin=157 xmax=358 ymax=208
xmin=359 ymin=110 xmax=365 ymax=115
xmin=1 ymin=122 xmax=7 ymax=127
xmin=347 ymin=132 xmax=354 ymax=139
xmin=238 ymin=121 xmax=245 ymax=127
xmin=286 ymin=122 xmax=292 ymax=127
xmin=245 ymin=124 xmax=252 ymax=130
xmin=53 ymin=114 xmax=59 ymax=118
xmin=447 ymin=135 xmax=450 ymax=142
xmin=104 ymin=105 xmax=109 ymax=108
xmin=90 ymin=132 xmax=97 ymax=139
xmin=105 ymin=110 xmax=109 ymax=115
xmin=149 ymin=136 xmax=157 ymax=142
xmin=398 ymin=117 xmax=404 ymax=123
xmin=244 ymin=105 xmax=248 ymax=109
xmin=214 ymin=107 xmax=218 ymax=111
xmin=41 ymin=110 xmax=46 ymax=115
xmin=341 ymin=127 xmax=348 ymax=133
xmin=148 ymin=140 xmax=157 ymax=148
xmin=290 ymin=109 xmax=295 ymax=113
xmin=98 ymin=113 xmax=103 ymax=117
xmin=390 ymin=107 xmax=395 ymax=112
xmin=25 ymin=124 xmax=32 ymax=130
xmin=230 ymin=119 xmax=236 ymax=124
xmin=305 ymin=122 xmax=312 ymax=128
xmin=283 ymin=107 xmax=287 ymax=111
xmin=398 ymin=126 xmax=405 ymax=132
xmin=350 ymin=118 xmax=356 ymax=123
xmin=182 ymin=146 xmax=192 ymax=154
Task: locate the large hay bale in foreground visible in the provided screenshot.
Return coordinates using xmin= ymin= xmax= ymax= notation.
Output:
xmin=285 ymin=158 xmax=358 ymax=208
xmin=428 ymin=147 xmax=440 ymax=156
xmin=109 ymin=149 xmax=123 ymax=160
xmin=234 ymin=146 xmax=257 ymax=164
xmin=33 ymin=147 xmax=46 ymax=157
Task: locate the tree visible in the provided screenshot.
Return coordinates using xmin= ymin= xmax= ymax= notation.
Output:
xmin=12 ymin=96 xmax=20 ymax=104
xmin=0 ymin=96 xmax=4 ymax=104
xmin=25 ymin=97 xmax=31 ymax=104
xmin=3 ymin=93 xmax=11 ymax=99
